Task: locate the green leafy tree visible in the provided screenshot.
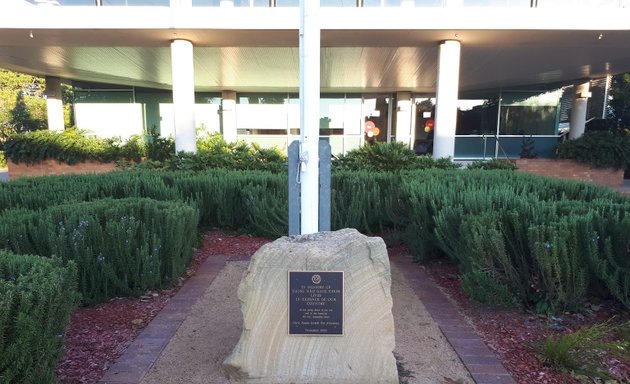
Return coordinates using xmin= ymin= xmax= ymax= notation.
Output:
xmin=0 ymin=69 xmax=48 ymax=145
xmin=608 ymin=73 xmax=630 ymax=128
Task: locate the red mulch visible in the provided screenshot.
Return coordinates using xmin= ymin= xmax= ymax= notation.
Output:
xmin=55 ymin=230 xmax=271 ymax=384
xmin=56 ymin=233 xmax=629 ymax=384
xmin=388 ymin=243 xmax=630 ymax=384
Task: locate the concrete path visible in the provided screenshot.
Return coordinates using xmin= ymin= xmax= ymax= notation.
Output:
xmin=0 ymin=171 xmax=8 ymax=182
xmin=99 ymin=254 xmax=515 ymax=384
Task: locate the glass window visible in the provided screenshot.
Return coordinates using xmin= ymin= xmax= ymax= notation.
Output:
xmin=101 ymin=0 xmax=169 ymax=5
xmin=498 ymin=90 xmax=561 ymax=135
xmin=456 ymin=98 xmax=499 ymax=135
xmin=58 ymin=0 xmax=99 ymax=5
xmin=320 ymin=95 xmax=345 ymax=130
xmin=463 ymin=0 xmax=530 ymax=6
xmin=365 ymin=0 xmax=442 ymax=6
xmin=74 ymin=90 xmax=134 ymax=103
xmin=363 ymin=95 xmax=390 ymax=143
xmin=193 ymin=0 xmax=260 ymax=5
xmin=321 ymin=0 xmax=357 ymax=6
xmin=537 ymin=0 xmax=625 ymax=7
xmin=276 ymin=0 xmax=298 ymax=6
xmin=236 ymin=93 xmax=290 ymax=134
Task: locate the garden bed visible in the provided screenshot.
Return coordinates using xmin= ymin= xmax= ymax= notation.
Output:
xmin=7 ymin=159 xmax=118 ymax=180
xmin=55 ymin=231 xmax=629 ymax=384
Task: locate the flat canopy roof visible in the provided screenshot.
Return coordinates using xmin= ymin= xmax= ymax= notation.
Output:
xmin=1 ymin=5 xmax=629 ymax=92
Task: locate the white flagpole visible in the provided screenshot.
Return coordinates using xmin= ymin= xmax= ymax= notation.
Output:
xmin=299 ymin=0 xmax=320 ymax=234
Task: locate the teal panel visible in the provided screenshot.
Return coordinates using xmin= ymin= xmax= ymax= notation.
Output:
xmin=455 ymin=136 xmax=558 ymax=159
xmin=135 ymin=91 xmax=171 ymax=136
xmin=496 ymin=137 xmax=558 ymax=158
xmin=454 ymin=136 xmax=496 ymax=158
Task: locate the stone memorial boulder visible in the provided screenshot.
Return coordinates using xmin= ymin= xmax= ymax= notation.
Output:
xmin=223 ymin=228 xmax=398 ymax=384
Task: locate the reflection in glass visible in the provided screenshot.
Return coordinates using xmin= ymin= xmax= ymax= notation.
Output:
xmin=499 ymin=90 xmax=562 ymax=135
xmin=456 ymin=98 xmax=498 ymax=135
xmin=321 ymin=0 xmax=357 ymax=6
xmin=101 ymin=0 xmax=169 ymax=4
xmin=365 ymin=0 xmax=443 ymax=5
xmin=411 ymin=98 xmax=435 ymax=155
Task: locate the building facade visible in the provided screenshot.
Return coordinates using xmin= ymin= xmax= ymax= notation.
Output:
xmin=1 ymin=0 xmax=629 ymax=159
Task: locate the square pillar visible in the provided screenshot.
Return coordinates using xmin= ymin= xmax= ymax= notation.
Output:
xmin=171 ymin=39 xmax=197 ymax=153
xmin=433 ymin=40 xmax=461 ymax=159
xmin=45 ymin=77 xmax=64 ymax=132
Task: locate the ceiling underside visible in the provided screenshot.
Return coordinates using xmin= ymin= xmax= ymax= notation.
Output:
xmin=1 ymin=27 xmax=630 ymax=94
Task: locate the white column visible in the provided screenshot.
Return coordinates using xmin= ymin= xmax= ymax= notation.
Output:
xmin=299 ymin=0 xmax=320 ymax=235
xmin=171 ymin=39 xmax=197 ymax=153
xmin=221 ymin=90 xmax=237 ymax=143
xmin=45 ymin=76 xmax=64 ymax=132
xmin=569 ymin=81 xmax=591 ymax=140
xmin=395 ymin=92 xmax=412 ymax=147
xmin=433 ymin=40 xmax=461 ymax=159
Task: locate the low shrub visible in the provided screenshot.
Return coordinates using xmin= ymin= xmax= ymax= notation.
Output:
xmin=0 ymin=151 xmax=5 ymax=169
xmin=156 ymin=134 xmax=287 ymax=173
xmin=0 ymin=198 xmax=198 ymax=304
xmin=333 ymin=142 xmax=460 ymax=172
xmin=146 ymin=131 xmax=175 ymax=162
xmin=556 ymin=130 xmax=630 ymax=169
xmin=3 ymin=129 xmax=145 ymax=165
xmin=466 ymin=159 xmax=517 ymax=171
xmin=0 ymin=171 xmax=180 ymax=212
xmin=0 ymin=251 xmax=80 ymax=384
xmin=403 ymin=169 xmax=630 ymax=311
xmin=331 ymin=171 xmax=405 ymax=234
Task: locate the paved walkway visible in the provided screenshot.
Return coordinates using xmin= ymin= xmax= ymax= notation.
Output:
xmin=99 ymin=253 xmax=514 ymax=384
xmin=0 ymin=171 xmax=7 ymax=182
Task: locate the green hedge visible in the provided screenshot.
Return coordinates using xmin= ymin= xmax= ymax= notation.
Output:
xmin=0 ymin=198 xmax=198 ymax=304
xmin=0 ymin=168 xmax=628 ymax=313
xmin=402 ymin=169 xmax=630 ymax=311
xmin=333 ymin=141 xmax=460 ymax=172
xmin=0 ymin=251 xmax=79 ymax=384
xmin=3 ymin=129 xmax=144 ymax=165
xmin=557 ymin=130 xmax=630 ymax=169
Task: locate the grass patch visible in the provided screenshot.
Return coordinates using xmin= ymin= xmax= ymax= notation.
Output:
xmin=538 ymin=319 xmax=630 ymax=379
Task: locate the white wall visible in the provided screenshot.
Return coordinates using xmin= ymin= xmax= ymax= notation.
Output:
xmin=75 ymin=103 xmax=144 ymax=139
xmin=159 ymin=103 xmax=221 ymax=138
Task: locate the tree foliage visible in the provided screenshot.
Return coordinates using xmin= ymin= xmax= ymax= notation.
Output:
xmin=608 ymin=73 xmax=630 ymax=128
xmin=0 ymin=69 xmax=48 ymax=145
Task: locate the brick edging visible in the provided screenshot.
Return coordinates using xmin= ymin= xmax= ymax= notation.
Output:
xmin=390 ymin=254 xmax=516 ymax=384
xmin=99 ymin=255 xmax=234 ymax=384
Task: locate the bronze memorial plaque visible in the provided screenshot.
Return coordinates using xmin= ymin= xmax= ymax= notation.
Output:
xmin=288 ymin=271 xmax=344 ymax=336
